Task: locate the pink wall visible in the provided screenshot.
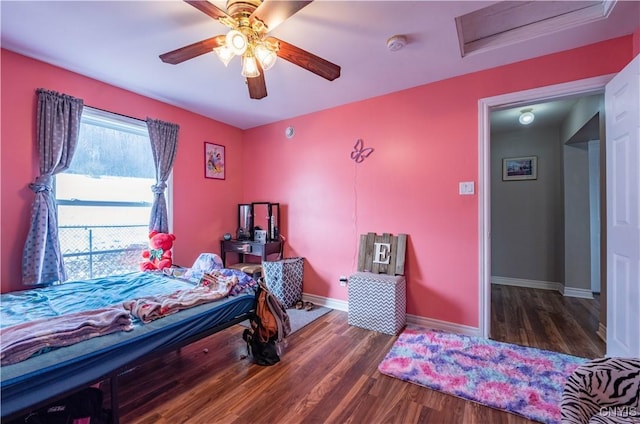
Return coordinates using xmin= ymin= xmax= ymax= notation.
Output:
xmin=1 ymin=35 xmax=635 ymax=328
xmin=242 ymin=36 xmax=634 ymax=327
xmin=0 ymin=49 xmax=244 ymax=293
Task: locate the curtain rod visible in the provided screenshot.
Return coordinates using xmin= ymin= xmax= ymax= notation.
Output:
xmin=86 ymin=105 xmax=145 ymax=123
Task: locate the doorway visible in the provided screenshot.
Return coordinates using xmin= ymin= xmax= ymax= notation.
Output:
xmin=486 ymin=95 xmax=605 ymax=357
xmin=477 ymin=75 xmax=614 ymax=342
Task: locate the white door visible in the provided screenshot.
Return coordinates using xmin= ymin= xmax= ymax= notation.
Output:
xmin=605 ymin=54 xmax=640 ymax=358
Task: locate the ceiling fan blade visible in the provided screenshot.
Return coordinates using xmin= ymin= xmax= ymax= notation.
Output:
xmin=269 ymin=37 xmax=341 ymax=81
xmin=184 ymin=0 xmax=232 ymax=22
xmin=247 ymin=64 xmax=268 ymax=99
xmin=251 ymin=1 xmax=312 ymax=32
xmin=159 ymin=35 xmax=226 ymax=64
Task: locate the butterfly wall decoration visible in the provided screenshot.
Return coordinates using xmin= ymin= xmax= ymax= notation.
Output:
xmin=350 ymin=139 xmax=374 ymax=163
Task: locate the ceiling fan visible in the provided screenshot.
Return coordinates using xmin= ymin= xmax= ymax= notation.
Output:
xmin=159 ymin=0 xmax=341 ymax=99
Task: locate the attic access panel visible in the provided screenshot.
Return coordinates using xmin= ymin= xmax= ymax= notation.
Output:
xmin=455 ymin=1 xmax=616 ymax=57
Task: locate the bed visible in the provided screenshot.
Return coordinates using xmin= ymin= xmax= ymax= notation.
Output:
xmin=0 ymin=254 xmax=256 ymax=423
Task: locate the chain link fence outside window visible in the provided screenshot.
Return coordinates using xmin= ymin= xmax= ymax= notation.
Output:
xmin=60 ymin=225 xmax=148 ymax=281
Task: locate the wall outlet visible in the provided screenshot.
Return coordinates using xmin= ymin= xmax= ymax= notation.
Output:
xmin=339 ymin=275 xmax=348 ymax=286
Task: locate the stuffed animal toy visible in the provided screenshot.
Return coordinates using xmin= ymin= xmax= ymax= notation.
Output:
xmin=140 ymin=231 xmax=176 ymax=271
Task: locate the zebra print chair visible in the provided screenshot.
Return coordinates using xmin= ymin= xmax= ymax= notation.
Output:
xmin=561 ymin=357 xmax=640 ymax=423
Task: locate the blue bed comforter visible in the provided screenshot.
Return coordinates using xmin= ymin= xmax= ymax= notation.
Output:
xmin=0 ymin=272 xmax=197 ymax=328
xmin=0 ymin=271 xmax=256 ymax=419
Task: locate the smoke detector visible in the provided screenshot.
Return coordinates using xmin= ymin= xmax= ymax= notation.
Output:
xmin=386 ymin=35 xmax=407 ymax=52
xmin=285 ymin=126 xmax=295 ymax=139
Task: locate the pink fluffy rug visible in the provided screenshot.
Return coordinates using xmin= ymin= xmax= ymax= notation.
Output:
xmin=378 ymin=326 xmax=587 ymax=424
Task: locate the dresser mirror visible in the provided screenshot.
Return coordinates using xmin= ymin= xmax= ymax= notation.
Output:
xmin=237 ymin=204 xmax=252 ymax=240
xmin=251 ymin=202 xmax=269 ymax=239
xmin=251 ymin=202 xmax=280 ymax=241
xmin=269 ymin=203 xmax=280 ymax=240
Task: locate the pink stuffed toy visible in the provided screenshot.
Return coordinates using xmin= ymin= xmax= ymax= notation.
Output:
xmin=140 ymin=231 xmax=176 ymax=271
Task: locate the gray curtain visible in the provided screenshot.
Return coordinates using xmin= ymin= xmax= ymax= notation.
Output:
xmin=146 ymin=118 xmax=179 ymax=233
xmin=22 ymin=89 xmax=84 ymax=286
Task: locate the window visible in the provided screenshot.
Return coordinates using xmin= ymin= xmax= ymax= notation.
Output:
xmin=56 ymin=107 xmax=165 ymax=280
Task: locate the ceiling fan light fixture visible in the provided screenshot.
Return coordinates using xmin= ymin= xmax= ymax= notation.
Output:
xmin=255 ymin=43 xmax=277 ymax=71
xmin=226 ymin=29 xmax=248 ymax=55
xmin=160 ymin=0 xmax=341 ymax=100
xmin=241 ymin=54 xmax=260 ymax=78
xmin=214 ymin=45 xmax=235 ymax=67
xmin=519 ymin=109 xmax=535 ymax=125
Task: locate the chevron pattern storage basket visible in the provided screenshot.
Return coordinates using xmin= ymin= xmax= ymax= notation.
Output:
xmin=262 ymin=257 xmax=304 ymax=308
xmin=347 ymin=271 xmax=406 ymax=335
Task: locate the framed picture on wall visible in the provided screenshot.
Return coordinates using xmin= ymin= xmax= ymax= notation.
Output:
xmin=502 ymin=156 xmax=538 ymax=181
xmin=502 ymin=156 xmax=537 ymax=181
xmin=204 ymin=142 xmax=225 ymax=180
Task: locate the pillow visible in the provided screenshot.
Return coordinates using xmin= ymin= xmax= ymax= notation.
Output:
xmin=184 ymin=253 xmax=223 ymax=281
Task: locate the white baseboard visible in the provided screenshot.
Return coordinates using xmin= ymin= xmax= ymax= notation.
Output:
xmin=562 ymin=286 xmax=594 ymax=299
xmin=301 ymin=293 xmax=481 ymax=337
xmin=406 ymin=314 xmax=481 ymax=337
xmin=301 ymin=292 xmax=348 ymax=311
xmin=492 ymin=276 xmax=560 ymax=291
xmin=492 ymin=276 xmax=594 ymax=299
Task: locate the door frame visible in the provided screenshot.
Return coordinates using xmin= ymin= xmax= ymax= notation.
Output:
xmin=477 ymin=74 xmax=614 ymax=338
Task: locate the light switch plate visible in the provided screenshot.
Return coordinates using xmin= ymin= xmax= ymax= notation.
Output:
xmin=459 ymin=181 xmax=475 ymax=195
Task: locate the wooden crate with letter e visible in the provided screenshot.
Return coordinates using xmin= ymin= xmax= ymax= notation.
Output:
xmin=357 ymin=232 xmax=407 ymax=275
xmin=349 ymin=232 xmax=408 ymax=335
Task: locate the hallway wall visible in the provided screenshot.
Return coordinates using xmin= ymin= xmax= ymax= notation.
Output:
xmin=491 ymin=126 xmax=564 ymax=284
xmin=491 ymin=94 xmax=604 ymax=293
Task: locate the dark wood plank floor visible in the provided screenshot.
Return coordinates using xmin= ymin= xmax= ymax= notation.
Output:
xmin=491 ymin=284 xmax=605 ymax=359
xmin=102 ymin=286 xmax=604 ymax=423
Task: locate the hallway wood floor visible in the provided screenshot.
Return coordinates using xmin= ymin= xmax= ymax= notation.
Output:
xmin=491 ymin=284 xmax=605 ymax=359
xmin=105 ymin=287 xmax=605 ymax=423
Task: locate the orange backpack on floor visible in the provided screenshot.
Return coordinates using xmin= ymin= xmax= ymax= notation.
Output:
xmin=243 ymin=280 xmax=291 ymax=365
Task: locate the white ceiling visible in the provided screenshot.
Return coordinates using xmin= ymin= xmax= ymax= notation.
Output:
xmin=1 ymin=1 xmax=638 ymax=130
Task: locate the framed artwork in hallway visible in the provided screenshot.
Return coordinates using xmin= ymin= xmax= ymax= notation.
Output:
xmin=502 ymin=156 xmax=537 ymax=181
